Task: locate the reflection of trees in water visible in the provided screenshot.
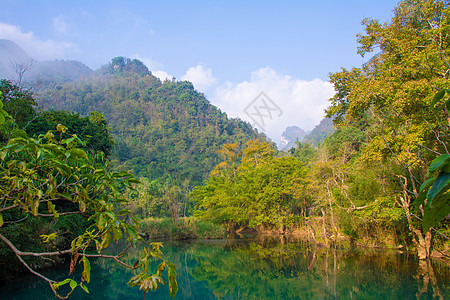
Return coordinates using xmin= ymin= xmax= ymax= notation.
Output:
xmin=187 ymin=237 xmax=449 ymax=299
xmin=93 ymin=238 xmax=448 ymax=299
xmin=11 ymin=238 xmax=448 ymax=299
xmin=416 ymin=260 xmax=444 ymax=300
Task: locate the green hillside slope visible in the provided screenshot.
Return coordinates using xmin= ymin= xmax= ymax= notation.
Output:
xmin=38 ymin=57 xmax=267 ymax=185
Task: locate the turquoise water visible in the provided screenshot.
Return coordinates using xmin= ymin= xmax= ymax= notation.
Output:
xmin=1 ymin=236 xmax=449 ymax=299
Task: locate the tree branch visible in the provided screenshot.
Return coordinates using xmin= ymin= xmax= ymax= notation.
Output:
xmin=83 ymin=244 xmax=135 ymax=269
xmin=37 ymin=211 xmax=82 ymax=217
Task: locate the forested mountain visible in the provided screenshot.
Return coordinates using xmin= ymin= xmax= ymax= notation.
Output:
xmin=280 ymin=118 xmax=334 ymax=151
xmin=37 ymin=57 xmax=267 ymax=186
xmin=280 ymin=126 xmax=308 ymax=151
xmin=302 ymin=117 xmax=334 ymax=146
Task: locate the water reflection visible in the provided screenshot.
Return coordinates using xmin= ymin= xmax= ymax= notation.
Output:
xmin=1 ymin=236 xmax=449 ymax=299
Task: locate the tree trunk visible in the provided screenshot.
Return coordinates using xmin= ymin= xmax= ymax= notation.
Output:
xmin=321 ymin=209 xmax=329 ymax=247
xmin=399 ymin=194 xmax=432 ymax=259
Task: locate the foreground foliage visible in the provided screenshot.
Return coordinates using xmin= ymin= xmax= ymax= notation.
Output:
xmin=0 ymin=97 xmax=177 ymax=298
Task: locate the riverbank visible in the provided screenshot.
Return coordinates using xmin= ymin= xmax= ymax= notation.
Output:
xmin=140 ymin=217 xmax=227 ymax=240
xmin=140 ymin=217 xmax=450 ymax=260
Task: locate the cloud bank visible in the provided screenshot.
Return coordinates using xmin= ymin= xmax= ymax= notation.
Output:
xmin=132 ymin=54 xmax=173 ymax=81
xmin=211 ymin=67 xmax=335 ymax=145
xmin=0 ymin=21 xmax=76 ymax=61
xmin=181 ymin=65 xmax=217 ymax=95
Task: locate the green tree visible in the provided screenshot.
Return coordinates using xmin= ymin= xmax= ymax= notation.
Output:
xmin=325 ymin=0 xmax=450 ymax=258
xmin=192 ymin=140 xmax=308 ymax=231
xmin=27 ymin=110 xmax=115 ymax=157
xmin=0 ymin=79 xmax=36 ymax=134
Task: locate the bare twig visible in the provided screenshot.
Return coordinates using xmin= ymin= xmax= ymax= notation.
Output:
xmin=37 ymin=211 xmax=82 ymax=217
xmin=3 ymin=214 xmax=29 ymax=224
xmin=417 ymin=143 xmax=441 ymax=155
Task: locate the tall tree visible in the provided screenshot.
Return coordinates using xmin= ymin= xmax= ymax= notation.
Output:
xmin=192 ymin=140 xmax=308 ymax=231
xmin=325 ymin=0 xmax=450 ymax=259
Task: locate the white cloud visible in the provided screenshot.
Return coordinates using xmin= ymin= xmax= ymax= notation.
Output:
xmin=181 ymin=65 xmax=217 ymax=94
xmin=52 ymin=15 xmax=69 ymax=33
xmin=152 ymin=70 xmax=172 ymax=81
xmin=211 ymin=67 xmax=335 ymax=146
xmin=0 ymin=21 xmax=76 ymax=61
xmin=131 ymin=54 xmax=172 ymax=81
xmin=131 ymin=54 xmax=162 ymax=71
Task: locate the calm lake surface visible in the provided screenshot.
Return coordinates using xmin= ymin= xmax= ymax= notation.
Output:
xmin=2 ymin=236 xmax=449 ymax=299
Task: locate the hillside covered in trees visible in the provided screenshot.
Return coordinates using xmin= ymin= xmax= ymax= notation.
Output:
xmin=36 ymin=57 xmax=266 ymax=186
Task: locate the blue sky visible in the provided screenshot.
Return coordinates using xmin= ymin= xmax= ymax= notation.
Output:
xmin=0 ymin=0 xmax=400 ymax=144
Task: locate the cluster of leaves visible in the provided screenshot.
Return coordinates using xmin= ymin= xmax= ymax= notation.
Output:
xmin=0 ymin=79 xmax=36 ymax=130
xmin=0 ymin=123 xmax=177 ymax=298
xmin=26 ymin=110 xmax=115 ymax=157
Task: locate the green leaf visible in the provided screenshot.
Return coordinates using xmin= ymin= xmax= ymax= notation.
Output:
xmin=422 ymin=193 xmax=450 ymax=232
xmin=67 ymin=148 xmax=88 ymax=159
xmin=0 ymin=150 xmax=6 ymax=160
xmin=427 ymin=172 xmax=450 ymax=204
xmin=429 ymin=154 xmax=450 ymax=172
xmin=0 ymin=213 xmax=3 ymax=227
xmin=11 ymin=129 xmax=28 ymax=139
xmin=80 ymin=282 xmax=89 ymax=293
xmin=79 ymin=200 xmax=86 ymax=213
xmin=105 ymin=211 xmax=115 ymax=220
xmin=430 ymin=89 xmax=446 ymax=109
xmin=419 ymin=177 xmax=436 ymax=192
xmin=414 ymin=190 xmax=428 ymax=210
xmin=118 ymin=209 xmax=133 ymax=215
xmin=31 ymin=198 xmax=39 ymax=216
xmin=71 ymin=239 xmax=77 ymax=255
xmin=42 ymin=144 xmax=64 ymax=156
xmin=47 ymin=201 xmax=59 ymax=218
xmin=127 ymin=178 xmax=141 ymax=184
xmin=100 ymin=232 xmax=111 ymax=249
xmin=81 ymin=256 xmax=91 ymax=283
xmin=112 ymin=227 xmax=123 ymax=243
xmin=55 ymin=278 xmax=71 ymax=287
xmin=69 ymin=279 xmax=77 ymax=290
xmin=167 ymin=261 xmax=178 ymax=300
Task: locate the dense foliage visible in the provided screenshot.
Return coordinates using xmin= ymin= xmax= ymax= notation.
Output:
xmin=192 ymin=140 xmax=309 ymax=231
